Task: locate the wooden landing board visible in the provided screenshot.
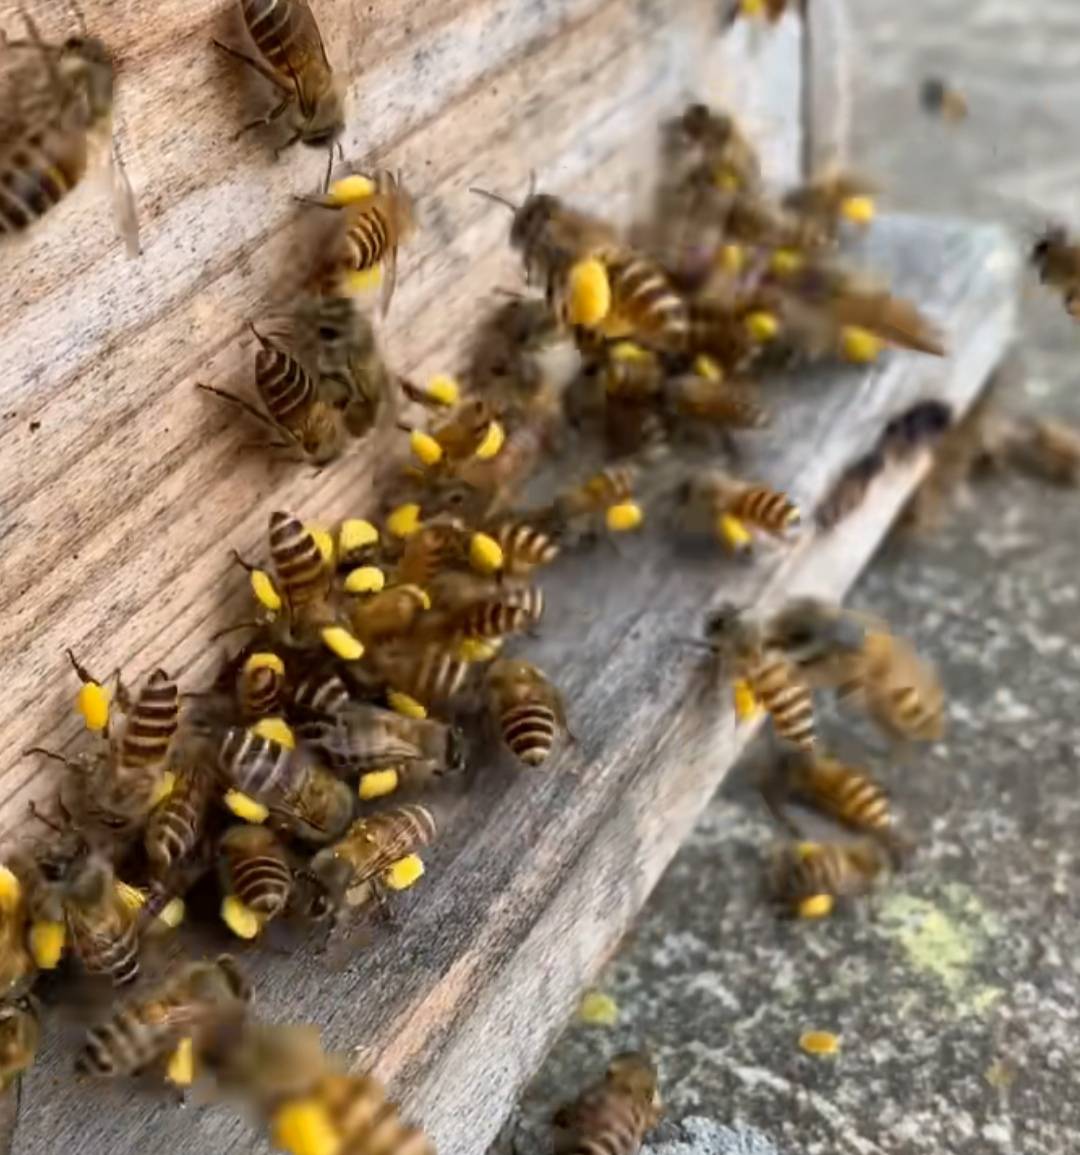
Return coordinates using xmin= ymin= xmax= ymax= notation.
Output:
xmin=10 ymin=216 xmax=1019 ymax=1155
xmin=0 ymin=0 xmax=802 ymax=843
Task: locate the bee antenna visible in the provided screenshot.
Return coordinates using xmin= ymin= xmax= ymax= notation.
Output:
xmin=247 ymin=321 xmax=270 ymax=348
xmin=470 ymin=187 xmax=519 ymax=212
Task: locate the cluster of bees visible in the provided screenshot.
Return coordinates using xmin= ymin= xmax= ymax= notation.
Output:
xmin=6 ymin=2 xmax=1079 ymax=1155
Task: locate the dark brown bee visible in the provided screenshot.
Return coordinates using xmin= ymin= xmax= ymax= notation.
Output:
xmin=218 ymin=728 xmax=301 ymax=802
xmin=879 ymin=399 xmax=954 ymax=463
xmin=816 ymin=449 xmax=885 ymax=530
xmin=678 ymin=103 xmax=762 ymax=194
xmin=0 ymin=14 xmax=139 ymax=251
xmin=63 ymin=857 xmax=140 ymax=986
xmin=293 ymin=670 xmax=351 ymax=716
xmin=270 ymin=510 xmax=331 ymax=610
xmin=0 ymin=999 xmax=39 ymax=1088
xmin=78 ymin=955 xmax=251 ymax=1077
xmin=704 ymin=606 xmax=816 ymax=750
xmin=219 ymin=824 xmax=292 ymax=923
xmin=237 ymin=651 xmax=288 ymax=719
xmin=920 ymin=77 xmax=968 ymax=122
xmin=144 ymin=750 xmax=216 ymax=878
xmin=1031 ymin=225 xmax=1080 ymax=320
xmin=486 ymin=659 xmax=568 ymax=767
xmin=553 ymin=1052 xmax=662 ymax=1155
xmin=214 ymin=0 xmax=344 ymax=156
xmin=771 ymin=839 xmax=887 ymax=915
xmin=116 ymin=669 xmax=180 ymax=770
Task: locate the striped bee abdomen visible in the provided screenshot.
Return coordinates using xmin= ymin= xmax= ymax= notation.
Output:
xmin=492 ymin=521 xmax=560 ymax=576
xmin=220 ymin=826 xmax=292 ymax=920
xmin=119 ymin=670 xmax=179 ymax=769
xmin=345 ymin=204 xmax=391 ymax=270
xmin=144 ymin=764 xmax=214 ymax=875
xmin=218 ymin=728 xmax=298 ymax=799
xmin=254 ymin=341 xmax=316 ymax=434
xmin=269 ymin=511 xmax=327 ymax=607
xmin=607 ymin=255 xmax=689 ymax=352
xmin=0 ymin=129 xmax=86 ymax=234
xmin=747 ymin=653 xmax=815 ymax=750
xmin=729 ymin=485 xmax=801 ymax=535
xmin=293 ymin=672 xmax=351 ymax=717
xmin=499 ymin=701 xmax=558 ymax=766
xmin=241 ymin=0 xmax=297 ymax=71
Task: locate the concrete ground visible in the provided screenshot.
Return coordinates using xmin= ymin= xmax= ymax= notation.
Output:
xmin=514 ymin=5 xmax=1080 ymax=1154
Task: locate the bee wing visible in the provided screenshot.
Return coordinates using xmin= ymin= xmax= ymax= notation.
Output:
xmin=109 ymin=137 xmax=141 ymax=257
xmin=271 ymin=0 xmax=332 ymax=108
xmin=379 ymin=241 xmax=398 ymax=316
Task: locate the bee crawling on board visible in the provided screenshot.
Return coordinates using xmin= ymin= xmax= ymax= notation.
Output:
xmin=553 ymin=1052 xmax=662 ymax=1155
xmin=675 ymin=469 xmax=800 ymax=556
xmin=486 ymin=658 xmax=571 ymax=768
xmin=782 ymin=169 xmax=880 ymax=241
xmin=0 ymin=998 xmax=39 ymax=1089
xmin=214 ymin=0 xmax=344 ymax=178
xmin=770 ymin=838 xmax=890 ymax=919
xmin=0 ymin=7 xmax=140 ymax=252
xmin=1030 ymin=224 xmax=1080 ymax=321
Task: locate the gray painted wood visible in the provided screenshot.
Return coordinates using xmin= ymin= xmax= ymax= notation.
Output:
xmin=10 ymin=216 xmax=1020 ymax=1155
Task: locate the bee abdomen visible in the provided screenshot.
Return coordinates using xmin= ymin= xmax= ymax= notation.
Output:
xmin=119 ymin=671 xmax=179 ymax=768
xmin=242 ymin=0 xmax=297 ymax=70
xmin=750 ymin=658 xmax=815 ymax=750
xmin=493 ymin=522 xmax=560 ymax=575
xmin=499 ymin=702 xmax=558 ymax=766
xmin=79 ymin=1009 xmax=160 ymax=1076
xmin=226 ymin=849 xmax=291 ymax=919
xmin=729 ymin=486 xmax=801 ymax=535
xmin=145 ymin=770 xmax=211 ymax=874
xmin=345 ymin=205 xmax=390 ymax=270
xmin=255 ymin=345 xmax=316 ymax=432
xmin=269 ymin=511 xmax=326 ymax=606
xmin=0 ymin=132 xmax=84 ymax=234
xmin=835 ymin=775 xmax=891 ymax=830
xmin=608 ymin=256 xmax=689 ymax=351
xmin=371 ymin=804 xmax=437 ymax=858
xmin=219 ymin=729 xmax=296 ymax=799
xmin=74 ymin=922 xmax=140 ymax=987
xmin=239 ymin=664 xmax=286 ymax=719
xmin=294 ymin=673 xmax=351 ymax=717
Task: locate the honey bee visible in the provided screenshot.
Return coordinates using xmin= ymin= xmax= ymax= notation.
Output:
xmin=553 ymin=1052 xmax=662 ymax=1155
xmin=78 ymin=955 xmax=251 ymax=1077
xmin=0 ymin=869 xmax=33 ymax=1000
xmin=318 ymin=1069 xmax=434 ymax=1155
xmin=219 ymin=824 xmax=293 ymax=924
xmin=198 ymin=325 xmax=350 ymax=465
xmin=214 ymin=0 xmax=344 ymax=163
xmin=144 ymin=745 xmax=216 ymax=879
xmin=292 ymin=670 xmax=352 ymax=717
xmin=486 ymin=659 xmax=569 ymax=767
xmin=919 ymin=77 xmax=969 ymax=122
xmin=487 ymin=517 xmax=561 ymax=577
xmin=236 ymin=651 xmax=289 ymax=720
xmin=677 ymin=470 xmax=800 ymax=546
xmin=199 ymin=1019 xmax=327 ymax=1110
xmin=677 ymin=103 xmax=762 ymax=195
xmin=368 ymin=642 xmax=471 ymax=709
xmin=273 ymin=761 xmax=355 ymax=846
xmin=1031 ymin=225 xmax=1080 ymax=319
xmin=427 ymin=398 xmax=501 ymax=463
xmin=307 ymin=169 xmax=417 ymax=313
xmin=267 ymin=510 xmax=337 ymax=630
xmin=295 ymin=702 xmax=465 ymax=780
xmin=423 ymin=573 xmax=544 ymax=641
xmin=771 ymin=839 xmax=888 ymax=915
xmin=303 ymin=804 xmax=437 ymax=919
xmin=782 ymin=171 xmax=879 ymax=239
xmin=63 ymin=856 xmax=140 ymax=986
xmin=0 ymin=11 xmax=139 ymax=251
xmin=665 ymin=371 xmax=769 ymax=428
xmin=553 ymin=463 xmax=637 ymax=523
xmin=394 ymin=519 xmax=471 ymax=587
xmin=347 ymin=584 xmax=431 ymax=647
xmin=703 ymin=605 xmax=816 ymax=750
xmin=766 ymin=598 xmax=945 ymax=743
xmin=0 ymin=999 xmax=39 ymax=1088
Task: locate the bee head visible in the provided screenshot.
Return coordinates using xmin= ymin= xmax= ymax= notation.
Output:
xmin=510 ymin=193 xmax=559 ymax=252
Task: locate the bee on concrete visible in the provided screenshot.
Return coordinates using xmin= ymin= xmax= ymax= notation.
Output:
xmin=770 ymin=839 xmax=888 ymax=917
xmin=553 ymin=1052 xmax=662 ymax=1155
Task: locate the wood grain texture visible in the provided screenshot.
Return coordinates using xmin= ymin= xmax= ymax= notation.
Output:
xmin=10 ymin=216 xmax=1020 ymax=1155
xmin=803 ymin=0 xmax=854 ymax=173
xmin=0 ymin=0 xmax=801 ymax=838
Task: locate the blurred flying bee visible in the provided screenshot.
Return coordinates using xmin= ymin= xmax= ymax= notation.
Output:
xmin=295 ymin=701 xmax=465 ymax=781
xmin=677 ymin=470 xmax=800 ymax=553
xmin=553 ymin=1052 xmax=662 ymax=1155
xmin=782 ymin=171 xmax=879 ymax=240
xmin=197 ymin=324 xmax=350 ymax=466
xmin=302 ymin=804 xmax=437 ymax=920
xmin=198 ymin=1019 xmax=327 ymax=1111
xmin=766 ymin=598 xmax=945 ymax=744
xmin=665 ymin=370 xmax=769 ymax=429
xmin=316 ymin=1069 xmax=434 ymax=1155
xmin=219 ymin=824 xmax=293 ymax=926
xmin=677 ymin=103 xmax=762 ymax=195
xmin=0 ymin=999 xmax=39 ymax=1088
xmin=304 ymin=169 xmax=417 ymax=313
xmin=770 ymin=839 xmax=888 ymax=916
xmin=213 ymin=0 xmax=344 ymax=170
xmin=919 ymin=76 xmax=968 ymax=122
xmin=78 ymin=954 xmax=251 ymax=1077
xmin=550 ymin=463 xmax=639 ymax=531
xmin=1030 ymin=225 xmax=1080 ymax=320
xmin=703 ymin=605 xmax=816 ymax=750
xmin=486 ymin=659 xmax=569 ymax=767
xmin=0 ymin=867 xmax=33 ymax=1000
xmin=0 ymin=10 xmax=139 ymax=252
xmin=62 ymin=856 xmax=140 ymax=986
xmin=815 ymin=448 xmax=886 ymax=531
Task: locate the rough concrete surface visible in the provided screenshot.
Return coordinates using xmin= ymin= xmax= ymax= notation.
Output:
xmin=513 ymin=5 xmax=1080 ymax=1154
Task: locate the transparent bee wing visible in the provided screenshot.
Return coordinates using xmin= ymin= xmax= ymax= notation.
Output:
xmin=109 ymin=134 xmax=140 ymax=257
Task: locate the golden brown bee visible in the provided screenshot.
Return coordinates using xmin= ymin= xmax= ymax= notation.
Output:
xmin=554 ymin=464 xmax=637 ymax=521
xmin=0 ymin=999 xmax=39 ymax=1088
xmin=319 ymin=1069 xmax=434 ymax=1155
xmin=78 ymin=955 xmax=251 ymax=1077
xmin=219 ymin=824 xmax=293 ymax=923
xmin=678 ymin=470 xmax=800 ymax=546
xmin=424 ymin=573 xmax=544 ymax=640
xmin=666 ymin=371 xmax=769 ymax=428
xmin=767 ymin=598 xmax=945 ymax=743
xmin=488 ymin=518 xmax=561 ymax=577
xmin=199 ymin=1019 xmax=327 ymax=1110
xmin=347 ymin=584 xmax=430 ymax=647
xmin=0 ymin=13 xmax=139 ymax=251
xmin=486 ymin=659 xmax=568 ymax=767
xmin=63 ymin=856 xmax=140 ymax=986
xmin=782 ymin=171 xmax=878 ymax=239
xmin=428 ymin=398 xmax=501 ymax=463
xmin=198 ymin=327 xmax=349 ymax=465
xmin=1031 ymin=226 xmax=1080 ymax=319
xmin=275 ymin=762 xmax=355 ymax=846
xmin=304 ymin=804 xmax=437 ymax=918
xmin=771 ymin=839 xmax=888 ymax=915
xmin=0 ymin=871 xmax=33 ymax=1001
xmin=144 ymin=748 xmax=216 ymax=879
xmin=704 ymin=606 xmax=816 ymax=750
xmin=214 ymin=0 xmax=344 ymax=158
xmin=601 ymin=252 xmax=691 ymax=353
xmin=678 ymin=104 xmax=762 ymax=194
xmin=236 ymin=651 xmax=288 ymax=720
xmin=553 ymin=1052 xmax=662 ymax=1155
xmin=369 ymin=642 xmax=471 ymax=708
xmin=920 ymin=77 xmax=969 ymax=122
xmin=394 ymin=519 xmax=471 ymax=587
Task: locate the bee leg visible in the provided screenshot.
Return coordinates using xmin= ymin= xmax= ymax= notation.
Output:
xmin=211 ymin=39 xmax=292 ymax=92
xmin=370 ymin=880 xmax=397 ymax=926
xmin=27 ymin=800 xmax=67 ymax=835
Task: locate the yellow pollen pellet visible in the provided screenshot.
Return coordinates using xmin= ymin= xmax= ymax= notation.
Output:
xmin=717 ymin=244 xmax=745 ymax=275
xmin=158 ymin=898 xmax=186 ymax=929
xmin=718 ymin=513 xmax=753 ymax=554
xmin=250 ymin=569 xmax=282 ymax=613
xmin=579 ymin=990 xmax=619 ymax=1026
xmin=224 ymin=790 xmax=269 ymax=824
xmin=150 ymin=771 xmax=176 ymax=808
xmin=251 ymin=717 xmax=295 ymax=750
xmin=797 ymin=894 xmax=835 ymax=920
xmin=272 ymin=1099 xmax=342 ymax=1155
xmin=840 ymin=326 xmax=883 ymax=364
xmin=114 ymin=881 xmax=147 ymax=911
xmin=740 ymin=0 xmax=766 ymax=14
xmin=245 ymin=652 xmax=285 ymax=677
xmin=29 ymin=920 xmax=65 ymax=969
xmin=713 ymin=168 xmax=739 ymax=193
xmin=387 ymin=503 xmax=422 ymax=539
xmin=769 ymin=248 xmax=804 ymax=276
xmin=321 ymin=627 xmax=365 ymax=662
xmin=469 ymin=533 xmax=504 ymax=575
xmin=387 ymin=690 xmax=427 ymax=719
xmin=473 ymin=420 xmax=506 ymax=460
xmin=75 ymin=682 xmax=110 ymax=732
xmin=382 ymin=854 xmax=425 ymax=891
xmin=326 ymin=174 xmax=375 ymax=204
xmin=358 ymin=769 xmax=400 ymax=801
xmin=693 ymin=354 xmax=723 ymax=381
xmin=732 ymin=679 xmax=762 ymax=721
xmin=606 ymin=502 xmax=643 ymax=533
xmin=457 ymin=637 xmax=502 ymax=662
xmin=794 ymin=841 xmax=821 ymax=860
xmin=395 ymin=583 xmax=432 ymax=610
xmin=799 ymin=1030 xmax=841 ymax=1056
xmin=425 ymin=375 xmax=461 ymax=406
xmin=338 ymin=518 xmax=379 ymax=556
xmin=745 ymin=311 xmax=780 ymax=342
xmin=840 ymin=195 xmax=875 ymax=225
xmin=566 ymin=257 xmax=612 ymax=327
xmin=344 ymin=566 xmax=386 ymax=595
xmin=342 ymin=266 xmax=383 ymax=295
xmin=166 ymin=1038 xmax=195 ymax=1087
xmin=610 ymin=341 xmax=650 ymax=363
xmin=0 ymin=867 xmax=21 ymax=909
xmin=409 ymin=430 xmax=444 ymax=467
xmin=306 ymin=525 xmax=335 ymax=566
xmin=221 ymin=895 xmax=261 ymax=940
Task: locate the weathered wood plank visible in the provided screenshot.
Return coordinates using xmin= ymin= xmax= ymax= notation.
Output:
xmin=11 ymin=217 xmax=1020 ymax=1155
